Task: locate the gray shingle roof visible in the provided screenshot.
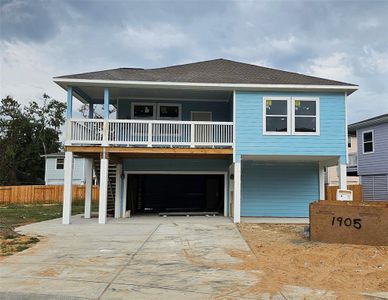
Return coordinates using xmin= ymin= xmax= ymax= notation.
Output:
xmin=55 ymin=58 xmax=356 ymax=86
xmin=348 ymin=113 xmax=388 ymax=133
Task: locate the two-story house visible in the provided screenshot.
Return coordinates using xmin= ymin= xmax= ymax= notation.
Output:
xmin=54 ymin=59 xmax=358 ymax=224
xmin=348 ymin=114 xmax=388 ymax=201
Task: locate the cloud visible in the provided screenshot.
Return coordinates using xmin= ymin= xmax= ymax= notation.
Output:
xmin=0 ymin=0 xmax=388 ymax=124
xmin=303 ymin=53 xmax=353 ymax=82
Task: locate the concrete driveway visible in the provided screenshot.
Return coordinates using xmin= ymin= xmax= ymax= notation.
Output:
xmin=0 ymin=215 xmax=262 ymax=299
xmin=0 ymin=216 xmax=343 ymax=299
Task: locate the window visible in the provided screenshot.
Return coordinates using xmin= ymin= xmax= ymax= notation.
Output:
xmin=263 ymin=97 xmax=320 ymax=136
xmin=362 ymin=130 xmax=374 ymax=153
xmin=56 ymin=158 xmax=64 ymax=170
xmin=158 ymin=104 xmax=181 ymax=120
xmin=131 ymin=103 xmax=156 ymax=119
xmin=191 ymin=111 xmax=212 ymax=121
xmin=263 ymin=98 xmax=290 ymax=134
xmin=292 ymin=98 xmax=319 ymax=134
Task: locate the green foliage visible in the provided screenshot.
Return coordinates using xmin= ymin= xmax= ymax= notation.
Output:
xmin=0 ymin=94 xmax=66 ymax=185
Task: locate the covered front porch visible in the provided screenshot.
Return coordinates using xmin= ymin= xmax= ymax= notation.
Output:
xmin=63 ymin=84 xmax=234 ymax=148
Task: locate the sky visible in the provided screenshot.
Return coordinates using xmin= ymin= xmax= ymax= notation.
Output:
xmin=1 ymin=0 xmax=388 ymax=123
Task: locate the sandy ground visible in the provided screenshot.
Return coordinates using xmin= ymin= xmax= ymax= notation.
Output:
xmin=238 ymin=223 xmax=388 ymax=299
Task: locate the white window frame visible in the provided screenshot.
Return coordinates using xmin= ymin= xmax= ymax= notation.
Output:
xmin=291 ymin=97 xmax=320 ymax=136
xmin=157 ymin=103 xmax=182 ymax=120
xmin=262 ymin=97 xmax=291 ymax=135
xmin=362 ymin=130 xmax=374 ymax=154
xmin=131 ymin=102 xmax=156 ymax=119
xmin=191 ymin=111 xmax=213 ymax=121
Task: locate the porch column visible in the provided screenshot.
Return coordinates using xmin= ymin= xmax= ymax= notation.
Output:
xmin=88 ymin=103 xmax=94 ymax=119
xmin=338 ymin=161 xmax=347 ymax=190
xmin=62 ymin=151 xmax=74 ymax=224
xmin=233 ymin=162 xmax=241 ymax=223
xmin=66 ymin=87 xmax=73 ymax=119
xmin=84 ymin=158 xmax=93 ymax=219
xmin=103 ymin=88 xmax=109 ymax=119
xmin=319 ymin=162 xmax=325 ymax=200
xmin=99 ymin=152 xmax=109 ymax=224
xmin=114 ymin=163 xmax=122 ymax=218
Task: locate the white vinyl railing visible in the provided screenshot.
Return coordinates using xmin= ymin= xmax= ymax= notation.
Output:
xmin=67 ymin=119 xmax=233 ymax=148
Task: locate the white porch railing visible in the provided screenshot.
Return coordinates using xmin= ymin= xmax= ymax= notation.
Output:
xmin=67 ymin=119 xmax=233 ymax=148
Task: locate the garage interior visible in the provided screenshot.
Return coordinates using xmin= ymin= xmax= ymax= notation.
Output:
xmin=126 ymin=174 xmax=225 ymax=215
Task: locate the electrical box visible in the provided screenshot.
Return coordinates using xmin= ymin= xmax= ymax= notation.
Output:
xmin=336 ymin=189 xmax=353 ymax=201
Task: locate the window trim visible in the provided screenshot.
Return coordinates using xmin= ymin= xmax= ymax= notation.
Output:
xmin=56 ymin=158 xmax=64 ymax=170
xmin=157 ymin=103 xmax=182 ymax=120
xmin=131 ymin=102 xmax=156 ymax=119
xmin=291 ymin=97 xmax=320 ymax=136
xmin=262 ymin=96 xmax=291 ymax=135
xmin=191 ymin=111 xmax=213 ymax=121
xmin=362 ymin=129 xmax=374 ymax=154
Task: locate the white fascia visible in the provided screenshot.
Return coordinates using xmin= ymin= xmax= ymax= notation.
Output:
xmin=53 ymin=78 xmax=359 ymax=94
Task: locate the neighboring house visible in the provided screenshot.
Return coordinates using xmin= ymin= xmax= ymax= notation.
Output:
xmin=348 ymin=114 xmax=388 ymax=201
xmin=42 ymin=152 xmax=88 ymax=185
xmin=326 ymin=134 xmax=360 ymax=186
xmin=54 ymin=58 xmax=358 ymax=224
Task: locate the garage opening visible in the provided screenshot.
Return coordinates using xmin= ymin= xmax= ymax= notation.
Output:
xmin=126 ymin=174 xmax=224 ymax=215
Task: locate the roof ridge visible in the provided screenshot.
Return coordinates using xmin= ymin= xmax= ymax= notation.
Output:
xmin=147 ymin=58 xmax=226 ymax=71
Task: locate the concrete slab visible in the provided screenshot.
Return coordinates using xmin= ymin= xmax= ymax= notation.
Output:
xmin=0 ymin=214 xmax=358 ymax=299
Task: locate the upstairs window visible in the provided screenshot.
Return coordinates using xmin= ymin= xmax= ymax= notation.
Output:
xmin=263 ymin=98 xmax=290 ymax=134
xmin=263 ymin=97 xmax=319 ymax=136
xmin=131 ymin=103 xmax=156 ymax=119
xmin=292 ymin=98 xmax=319 ymax=135
xmin=362 ymin=130 xmax=374 ymax=153
xmin=158 ymin=104 xmax=181 ymax=120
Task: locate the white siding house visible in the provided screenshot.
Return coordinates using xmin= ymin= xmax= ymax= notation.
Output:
xmin=43 ymin=153 xmax=87 ymax=185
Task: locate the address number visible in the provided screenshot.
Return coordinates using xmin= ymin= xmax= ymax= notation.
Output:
xmin=331 ymin=217 xmax=362 ymax=229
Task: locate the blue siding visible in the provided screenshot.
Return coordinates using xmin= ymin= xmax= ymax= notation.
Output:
xmin=356 ymin=123 xmax=388 ymax=176
xmin=235 ymin=91 xmax=347 ymax=163
xmin=117 ymin=100 xmax=231 ymax=121
xmin=241 ymin=161 xmax=319 ymax=217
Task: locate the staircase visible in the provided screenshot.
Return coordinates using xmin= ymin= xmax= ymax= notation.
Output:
xmin=93 ymin=159 xmax=117 ymax=216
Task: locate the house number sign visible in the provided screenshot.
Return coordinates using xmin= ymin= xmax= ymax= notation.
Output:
xmin=331 ymin=217 xmax=362 ymax=229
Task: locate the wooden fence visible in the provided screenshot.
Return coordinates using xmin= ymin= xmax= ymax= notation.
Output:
xmin=325 ymin=184 xmax=363 ymax=202
xmin=0 ymin=185 xmax=99 ymax=205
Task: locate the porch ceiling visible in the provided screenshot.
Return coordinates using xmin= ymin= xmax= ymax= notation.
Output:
xmin=66 ymin=85 xmax=232 ymax=104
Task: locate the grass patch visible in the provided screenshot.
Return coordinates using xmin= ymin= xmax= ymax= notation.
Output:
xmin=0 ymin=200 xmax=98 ymax=256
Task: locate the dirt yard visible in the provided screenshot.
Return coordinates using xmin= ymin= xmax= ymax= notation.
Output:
xmin=238 ymin=223 xmax=388 ymax=299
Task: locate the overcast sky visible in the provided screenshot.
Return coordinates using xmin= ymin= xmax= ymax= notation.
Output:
xmin=1 ymin=0 xmax=387 ymax=123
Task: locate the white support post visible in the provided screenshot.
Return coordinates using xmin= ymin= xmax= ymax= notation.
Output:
xmin=114 ymin=163 xmax=122 ymax=218
xmin=233 ymin=162 xmax=241 ymax=223
xmin=319 ymin=162 xmax=325 ymax=200
xmin=84 ymin=158 xmax=93 ymax=219
xmin=62 ymin=151 xmax=73 ymax=225
xmin=338 ymin=162 xmax=347 ymax=190
xmin=99 ymin=154 xmax=109 ymax=224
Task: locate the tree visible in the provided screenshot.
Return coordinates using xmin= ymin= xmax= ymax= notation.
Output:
xmin=0 ymin=95 xmax=66 ymax=185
